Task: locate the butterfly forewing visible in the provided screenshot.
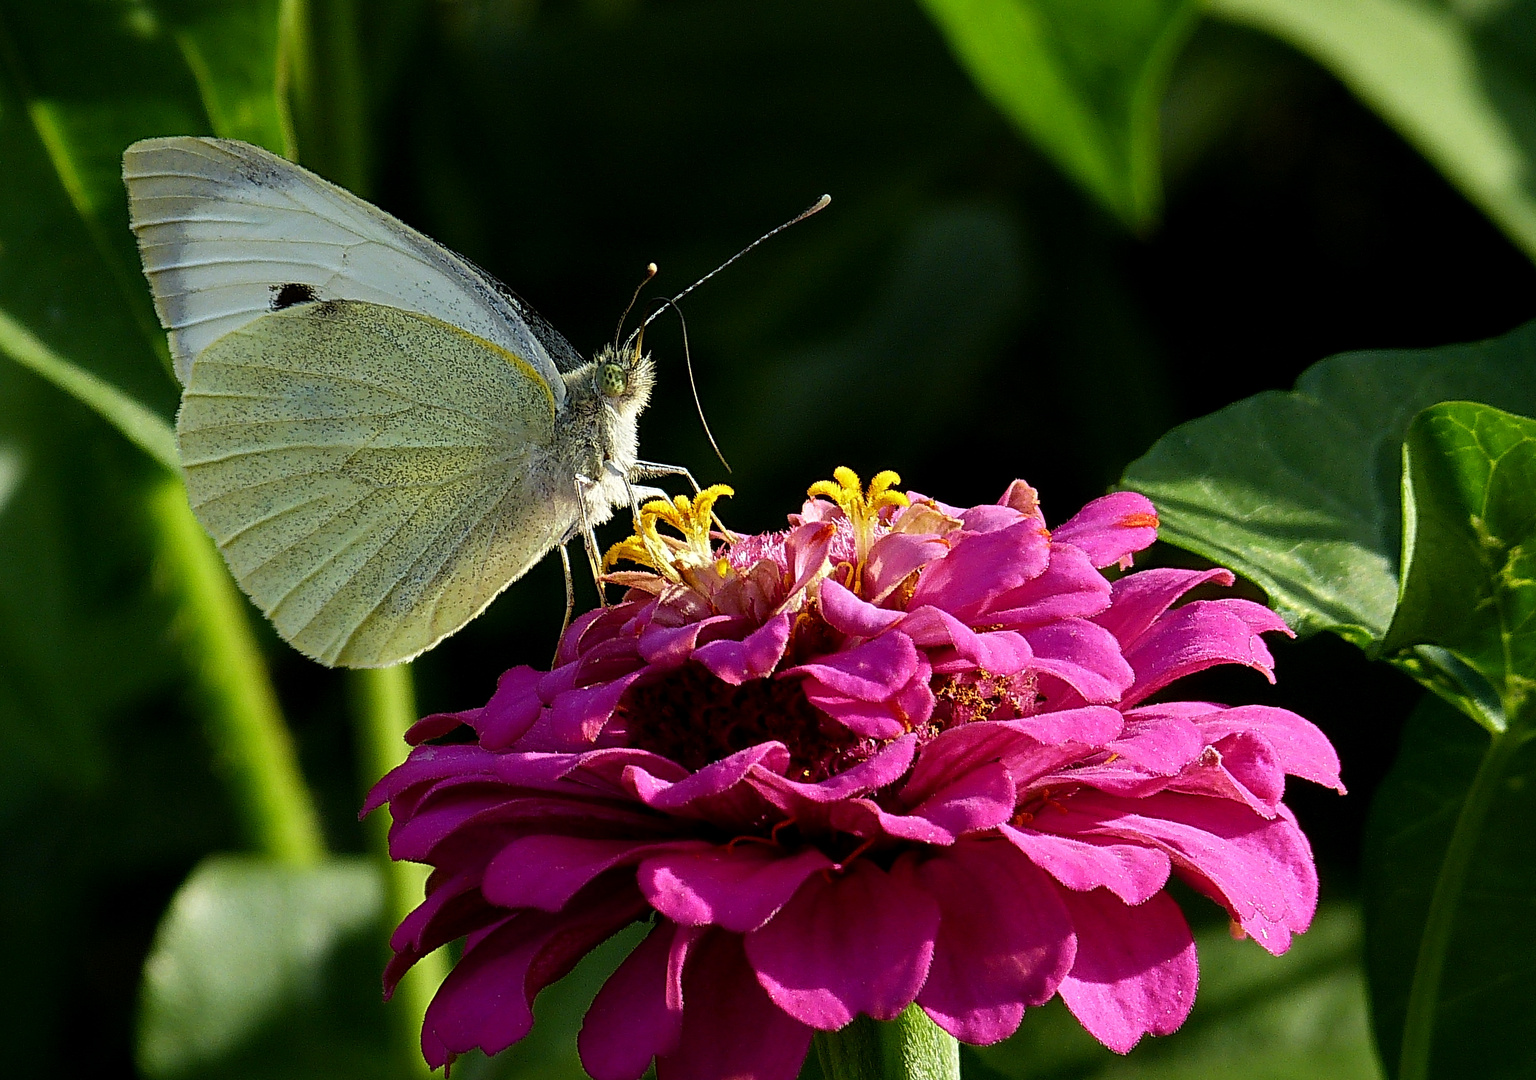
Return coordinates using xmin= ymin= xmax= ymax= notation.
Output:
xmin=177 ymin=301 xmax=563 ymax=667
xmin=124 ymin=136 xmax=567 ymax=404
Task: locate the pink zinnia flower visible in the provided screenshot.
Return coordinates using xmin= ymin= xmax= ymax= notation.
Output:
xmin=366 ymin=469 xmax=1343 ymax=1079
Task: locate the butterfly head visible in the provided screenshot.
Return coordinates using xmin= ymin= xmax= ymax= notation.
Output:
xmin=593 ymin=334 xmax=654 ymax=411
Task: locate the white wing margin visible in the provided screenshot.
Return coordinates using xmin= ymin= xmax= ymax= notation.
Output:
xmin=123 ymin=136 xmax=566 ymax=405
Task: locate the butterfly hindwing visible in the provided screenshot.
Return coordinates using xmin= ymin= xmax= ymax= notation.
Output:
xmin=177 ymin=300 xmax=567 ymax=667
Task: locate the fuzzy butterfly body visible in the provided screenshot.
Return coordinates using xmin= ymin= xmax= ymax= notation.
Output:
xmin=124 ymin=137 xmax=654 ymax=668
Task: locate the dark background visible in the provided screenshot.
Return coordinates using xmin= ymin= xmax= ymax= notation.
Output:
xmin=5 ymin=2 xmax=1534 ymax=1075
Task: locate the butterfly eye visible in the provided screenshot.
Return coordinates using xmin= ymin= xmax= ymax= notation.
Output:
xmin=598 ymin=363 xmax=628 ymax=397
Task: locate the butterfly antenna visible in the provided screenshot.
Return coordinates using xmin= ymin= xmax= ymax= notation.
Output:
xmin=648 ymin=296 xmax=730 ymax=472
xmin=642 ymin=194 xmax=831 ymax=328
xmin=615 ymin=262 xmax=659 ymax=348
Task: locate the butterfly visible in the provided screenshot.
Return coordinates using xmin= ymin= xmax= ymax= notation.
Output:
xmin=124 ymin=136 xmax=680 ymax=668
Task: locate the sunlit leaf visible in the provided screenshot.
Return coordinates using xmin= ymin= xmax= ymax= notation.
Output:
xmin=137 ymin=854 xmax=391 ymax=1079
xmin=1208 ymin=0 xmax=1536 ymax=264
xmin=1121 ymin=320 xmax=1536 ymax=648
xmin=915 ymin=0 xmax=1199 ymax=229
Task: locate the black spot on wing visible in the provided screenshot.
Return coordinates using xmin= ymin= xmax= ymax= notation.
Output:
xmin=271 ymin=282 xmax=318 ymax=310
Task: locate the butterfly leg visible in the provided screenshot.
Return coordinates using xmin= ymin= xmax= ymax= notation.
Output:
xmin=573 ymin=473 xmax=609 ymax=608
xmin=558 ymin=542 xmax=576 ymax=644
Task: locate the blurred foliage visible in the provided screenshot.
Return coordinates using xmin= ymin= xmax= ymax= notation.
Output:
xmin=1208 ymin=0 xmax=1536 ymax=263
xmin=1 ymin=0 xmax=1535 ymax=1078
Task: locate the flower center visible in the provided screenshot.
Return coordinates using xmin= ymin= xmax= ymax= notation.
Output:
xmin=615 ymin=662 xmax=875 ymax=782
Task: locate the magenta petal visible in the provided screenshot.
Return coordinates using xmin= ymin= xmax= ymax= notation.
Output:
xmin=1057 ymin=888 xmax=1197 ymax=1053
xmin=660 ymin=930 xmax=814 ymax=1080
xmin=1095 ymin=567 xmax=1235 ymax=649
xmin=475 ymin=665 xmax=548 ymax=749
xmin=638 ymin=615 xmax=739 ymax=669
xmin=1121 ymin=599 xmax=1290 ymax=706
xmin=1185 ymin=704 xmax=1345 ymax=793
xmin=746 ymin=859 xmax=939 ymax=1028
xmin=1001 ymin=825 xmax=1170 ymax=905
xmin=910 ymin=519 xmax=1051 ymax=621
xmin=914 ymin=840 xmax=1076 ymax=1044
xmin=639 ymin=844 xmax=834 ymax=932
xmin=1051 ymin=492 xmax=1159 ymax=570
xmin=864 ymin=532 xmax=948 ymax=602
xmin=1022 ymin=619 xmax=1135 ymax=704
xmin=987 ymin=544 xmax=1112 ymax=627
xmin=907 ymin=760 xmax=1018 ymax=838
xmin=782 ymin=632 xmax=919 ymax=701
xmin=546 ymin=670 xmax=646 ymax=746
xmin=819 ymin=577 xmax=904 ymax=637
xmin=483 ymin=835 xmax=692 ymax=911
xmin=693 ymin=613 xmax=794 ymax=684
xmin=580 ymin=921 xmax=702 ymax=1080
xmin=421 ymin=889 xmax=646 ymax=1067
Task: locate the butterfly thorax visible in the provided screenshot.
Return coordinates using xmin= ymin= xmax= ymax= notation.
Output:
xmin=545 ymin=343 xmax=655 ymax=527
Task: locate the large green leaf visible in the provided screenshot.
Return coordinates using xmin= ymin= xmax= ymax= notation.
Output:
xmin=137 ymin=854 xmax=394 ymax=1079
xmin=972 ymin=903 xmax=1380 ymax=1080
xmin=1121 ymin=320 xmax=1536 ymax=648
xmin=914 ymin=0 xmax=1199 ymax=229
xmin=1208 ymin=0 xmax=1536 ymax=264
xmin=1361 ymin=401 xmax=1536 ymax=1080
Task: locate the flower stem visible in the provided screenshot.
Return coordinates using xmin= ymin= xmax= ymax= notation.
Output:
xmin=148 ymin=476 xmax=325 ymax=865
xmin=814 ymin=1006 xmax=960 ymax=1080
xmin=351 ymin=664 xmax=447 ymax=1078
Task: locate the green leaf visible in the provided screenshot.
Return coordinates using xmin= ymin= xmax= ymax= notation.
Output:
xmin=1385 ymin=402 xmax=1536 ymax=726
xmin=137 ymin=854 xmax=388 ymax=1079
xmin=0 ymin=307 xmax=176 ymax=469
xmin=972 ymin=903 xmax=1380 ymax=1080
xmin=1121 ymin=319 xmax=1536 ymax=648
xmin=160 ymin=0 xmax=295 ymax=155
xmin=914 ymin=0 xmax=1199 ymax=229
xmin=1363 ymin=694 xmax=1536 ymax=1080
xmin=1207 ymin=0 xmax=1536 ymax=264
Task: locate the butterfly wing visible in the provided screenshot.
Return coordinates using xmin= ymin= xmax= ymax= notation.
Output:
xmin=177 ymin=300 xmax=570 ymax=668
xmin=123 ymin=136 xmax=574 ymax=399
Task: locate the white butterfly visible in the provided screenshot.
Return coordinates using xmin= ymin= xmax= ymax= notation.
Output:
xmin=125 ymin=137 xmax=674 ymax=668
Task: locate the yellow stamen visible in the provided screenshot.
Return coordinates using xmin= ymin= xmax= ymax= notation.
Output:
xmin=806 ymin=467 xmax=909 ymax=593
xmin=604 ymin=485 xmax=735 ymax=582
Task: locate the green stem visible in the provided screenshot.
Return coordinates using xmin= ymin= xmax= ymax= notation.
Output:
xmin=814 ymin=1006 xmax=961 ymax=1080
xmin=1398 ymin=718 xmax=1528 ymax=1080
xmin=352 ymin=664 xmax=448 ymax=1078
xmin=148 ymin=476 xmax=326 ymax=864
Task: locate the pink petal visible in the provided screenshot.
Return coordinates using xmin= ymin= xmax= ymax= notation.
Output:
xmin=1121 ymin=599 xmax=1291 ymax=707
xmin=1051 ymin=492 xmax=1159 ymax=570
xmin=1022 ymin=619 xmax=1135 ymax=704
xmin=986 ymin=544 xmax=1112 ymax=627
xmin=1095 ymin=568 xmax=1234 ymax=649
xmin=545 ymin=670 xmax=647 ymax=746
xmin=909 ymin=519 xmax=1052 ymax=621
xmin=420 ymin=888 xmax=646 ymax=1067
xmin=1056 ymin=888 xmax=1197 ymax=1053
xmin=913 ymin=840 xmax=1076 ymax=1044
xmin=639 ymin=844 xmax=834 ymax=932
xmin=693 ymin=613 xmax=794 ymax=683
xmin=819 ymin=577 xmax=904 ymax=637
xmin=746 ymin=859 xmax=939 ymax=1028
xmin=579 ymin=921 xmax=702 ymax=1080
xmin=660 ymin=930 xmax=813 ymax=1080
xmin=483 ymin=835 xmax=694 ymax=911
xmin=864 ymin=532 xmax=949 ymax=603
xmin=1181 ymin=703 xmax=1345 ymax=793
xmin=1000 ymin=826 xmax=1170 ymax=905
xmin=900 ymin=606 xmax=1033 ymax=674
xmin=638 ymin=615 xmax=740 ymax=669
xmin=781 ymin=632 xmax=918 ymax=702
xmin=626 ymin=743 xmax=790 ymax=819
